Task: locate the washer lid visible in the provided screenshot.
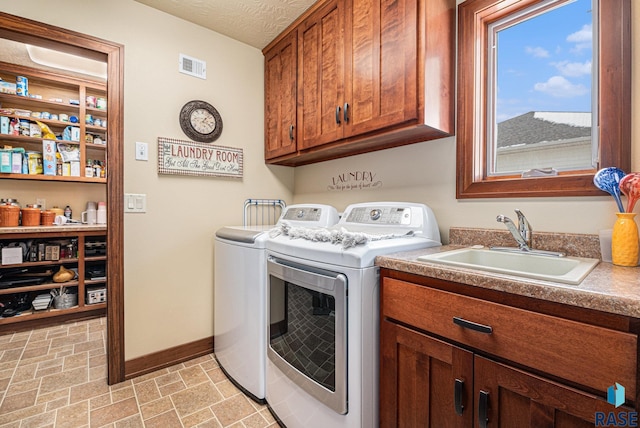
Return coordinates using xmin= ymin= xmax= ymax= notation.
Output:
xmin=215 ymin=226 xmax=271 ymax=243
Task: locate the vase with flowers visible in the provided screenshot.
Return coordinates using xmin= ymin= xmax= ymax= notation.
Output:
xmin=594 ymin=168 xmax=640 ymax=267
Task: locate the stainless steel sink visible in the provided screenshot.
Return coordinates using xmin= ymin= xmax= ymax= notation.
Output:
xmin=417 ymin=247 xmax=600 ymax=285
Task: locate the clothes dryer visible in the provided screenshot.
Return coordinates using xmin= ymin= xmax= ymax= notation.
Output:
xmin=214 ymin=204 xmax=339 ymax=402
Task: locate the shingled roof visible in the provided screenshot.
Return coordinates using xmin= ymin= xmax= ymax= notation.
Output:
xmin=497 ymin=111 xmax=591 ymax=148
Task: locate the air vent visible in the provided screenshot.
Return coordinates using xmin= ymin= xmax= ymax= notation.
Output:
xmin=179 ymin=53 xmax=206 ymax=79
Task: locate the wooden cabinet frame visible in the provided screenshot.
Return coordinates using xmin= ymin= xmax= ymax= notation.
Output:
xmin=0 ymin=12 xmax=125 ymax=385
xmin=456 ymin=0 xmax=631 ymax=198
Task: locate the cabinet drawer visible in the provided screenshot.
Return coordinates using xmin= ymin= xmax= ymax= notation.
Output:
xmin=382 ymin=277 xmax=637 ymax=400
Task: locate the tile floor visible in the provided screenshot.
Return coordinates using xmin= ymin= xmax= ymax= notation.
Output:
xmin=0 ymin=317 xmax=279 ymax=427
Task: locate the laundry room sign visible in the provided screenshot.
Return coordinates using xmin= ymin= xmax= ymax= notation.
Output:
xmin=157 ymin=137 xmax=243 ymax=178
xmin=327 ymin=170 xmax=382 ymax=191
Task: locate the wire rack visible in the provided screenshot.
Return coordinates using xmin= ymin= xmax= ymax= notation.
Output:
xmin=243 ymin=199 xmax=286 ymax=227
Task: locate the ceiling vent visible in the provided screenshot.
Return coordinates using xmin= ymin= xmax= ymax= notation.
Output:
xmin=179 ymin=54 xmax=206 ymax=79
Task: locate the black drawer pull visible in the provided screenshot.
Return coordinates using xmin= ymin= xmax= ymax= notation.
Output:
xmin=335 ymin=106 xmax=341 ymax=124
xmin=453 ymin=317 xmax=493 ymax=334
xmin=343 ymin=102 xmax=349 ymax=122
xmin=478 ymin=390 xmax=490 ymax=428
xmin=289 ymin=124 xmax=294 ymax=141
xmin=454 ymin=378 xmax=464 ymax=415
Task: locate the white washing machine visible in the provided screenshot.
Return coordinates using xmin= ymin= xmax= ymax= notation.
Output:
xmin=265 ymin=202 xmax=441 ymax=427
xmin=214 ymin=204 xmax=339 ymax=402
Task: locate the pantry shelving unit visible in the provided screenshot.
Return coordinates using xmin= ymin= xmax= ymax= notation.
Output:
xmin=0 ymin=60 xmax=107 ymax=182
xmin=0 ymin=60 xmax=109 ymax=333
xmin=0 ymin=227 xmax=107 ymax=331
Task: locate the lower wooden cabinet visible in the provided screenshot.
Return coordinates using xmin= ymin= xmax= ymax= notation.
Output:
xmin=380 ymin=273 xmax=639 ymax=427
xmin=381 ymin=320 xmax=472 ymax=427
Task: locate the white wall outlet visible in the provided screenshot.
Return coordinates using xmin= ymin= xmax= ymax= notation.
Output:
xmin=36 ymin=198 xmax=46 ymax=209
xmin=135 ymin=142 xmax=148 ymax=161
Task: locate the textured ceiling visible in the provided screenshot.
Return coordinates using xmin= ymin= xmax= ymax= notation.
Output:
xmin=134 ymin=0 xmax=316 ymax=49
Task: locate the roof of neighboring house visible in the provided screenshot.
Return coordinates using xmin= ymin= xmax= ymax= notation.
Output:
xmin=497 ymin=111 xmax=591 ymax=148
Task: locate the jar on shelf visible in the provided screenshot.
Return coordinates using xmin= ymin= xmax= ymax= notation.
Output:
xmin=40 ymin=210 xmax=56 ymax=226
xmin=0 ymin=203 xmax=20 ymax=227
xmin=21 ymin=206 xmax=41 ymax=226
xmin=85 ymin=160 xmax=94 ymax=178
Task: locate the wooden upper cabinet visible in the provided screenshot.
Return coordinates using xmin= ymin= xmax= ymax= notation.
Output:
xmin=263 ymin=0 xmax=455 ymax=165
xmin=264 ymin=31 xmax=298 ymax=159
xmin=344 ymin=0 xmax=419 ymax=137
xmin=298 ymin=0 xmax=345 ymax=150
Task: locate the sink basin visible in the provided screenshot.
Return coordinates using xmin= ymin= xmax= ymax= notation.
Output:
xmin=417 ymin=247 xmax=600 ymax=285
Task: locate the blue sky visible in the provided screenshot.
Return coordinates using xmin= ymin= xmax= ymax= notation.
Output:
xmin=496 ymin=0 xmax=593 ymax=122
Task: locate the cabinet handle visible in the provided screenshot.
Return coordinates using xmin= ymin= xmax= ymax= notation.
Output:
xmin=335 ymin=106 xmax=341 ymax=124
xmin=453 ymin=316 xmax=493 ymax=334
xmin=343 ymin=103 xmax=349 ymax=122
xmin=288 ymin=125 xmax=294 ymax=141
xmin=454 ymin=378 xmax=465 ymax=415
xmin=478 ymin=390 xmax=489 ymax=428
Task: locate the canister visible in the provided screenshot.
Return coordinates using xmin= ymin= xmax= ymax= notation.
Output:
xmin=0 ymin=203 xmax=20 ymax=227
xmin=49 ymin=207 xmax=64 ymax=217
xmin=21 ymin=206 xmax=41 ymax=226
xmin=16 ymin=76 xmax=28 ymax=97
xmin=97 ymin=201 xmax=107 ymax=224
xmin=40 ymin=210 xmax=56 ymax=226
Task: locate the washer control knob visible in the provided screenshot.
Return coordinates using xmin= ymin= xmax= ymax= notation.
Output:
xmin=296 ymin=209 xmax=305 ymax=218
xmin=370 ymin=209 xmax=382 ymax=221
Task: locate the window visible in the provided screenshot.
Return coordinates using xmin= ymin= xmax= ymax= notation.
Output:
xmin=456 ymin=0 xmax=630 ymax=198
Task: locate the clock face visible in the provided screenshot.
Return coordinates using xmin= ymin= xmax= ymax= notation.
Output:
xmin=179 ymin=100 xmax=223 ymax=143
xmin=190 ymin=108 xmax=216 ymax=134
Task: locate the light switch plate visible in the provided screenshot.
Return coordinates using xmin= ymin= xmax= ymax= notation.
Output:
xmin=135 ymin=142 xmax=148 ymax=161
xmin=124 ymin=193 xmax=146 ymax=213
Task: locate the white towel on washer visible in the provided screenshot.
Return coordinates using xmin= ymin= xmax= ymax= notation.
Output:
xmin=269 ymin=222 xmax=413 ymax=249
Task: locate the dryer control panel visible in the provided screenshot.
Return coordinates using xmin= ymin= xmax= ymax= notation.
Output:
xmin=279 ymin=204 xmax=340 ymax=226
xmin=345 ymin=206 xmax=412 ymax=225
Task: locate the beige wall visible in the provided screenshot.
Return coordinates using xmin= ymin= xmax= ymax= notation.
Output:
xmin=293 ymin=2 xmax=640 ymax=242
xmin=2 ymin=0 xmax=638 ymax=361
xmin=1 ymin=0 xmax=294 ymax=359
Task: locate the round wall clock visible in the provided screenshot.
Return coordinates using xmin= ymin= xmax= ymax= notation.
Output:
xmin=179 ymin=100 xmax=223 ymax=143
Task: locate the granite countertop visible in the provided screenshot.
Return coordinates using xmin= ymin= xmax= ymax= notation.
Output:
xmin=0 ymin=225 xmax=107 ymax=234
xmin=375 ymin=227 xmax=640 ymax=318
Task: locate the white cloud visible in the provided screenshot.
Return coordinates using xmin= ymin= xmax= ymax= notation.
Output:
xmin=525 ymin=46 xmax=549 ymax=58
xmin=534 ymin=76 xmax=588 ymax=97
xmin=567 ymin=24 xmax=592 ymax=43
xmin=567 ymin=24 xmax=592 ymax=53
xmin=552 ymin=60 xmax=592 ymax=77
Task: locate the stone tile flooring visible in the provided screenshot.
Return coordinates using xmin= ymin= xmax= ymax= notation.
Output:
xmin=0 ymin=317 xmax=278 ymax=427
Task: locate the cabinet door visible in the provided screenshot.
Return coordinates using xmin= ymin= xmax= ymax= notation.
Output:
xmin=380 ymin=320 xmax=473 ymax=427
xmin=344 ymin=0 xmax=419 ymax=138
xmin=474 ymin=356 xmax=627 ymax=428
xmin=297 ymin=0 xmax=346 ymax=150
xmin=265 ymin=32 xmax=298 ymax=159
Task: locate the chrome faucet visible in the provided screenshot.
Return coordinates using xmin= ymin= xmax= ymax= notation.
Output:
xmin=496 ymin=209 xmax=531 ymax=251
xmin=493 ymin=209 xmax=565 ymax=257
